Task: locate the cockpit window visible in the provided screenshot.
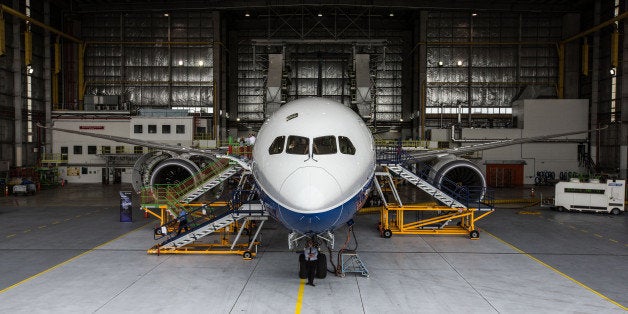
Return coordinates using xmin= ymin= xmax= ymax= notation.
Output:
xmin=268 ymin=136 xmax=285 ymax=155
xmin=338 ymin=136 xmax=355 ymax=155
xmin=313 ymin=136 xmax=337 ymax=155
xmin=286 ymin=136 xmax=309 ymax=155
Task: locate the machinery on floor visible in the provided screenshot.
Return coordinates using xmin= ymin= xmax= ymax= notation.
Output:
xmin=551 ymin=178 xmax=625 ymax=215
xmin=374 ymin=164 xmax=494 ymax=239
xmin=141 ymin=159 xmax=268 ymax=258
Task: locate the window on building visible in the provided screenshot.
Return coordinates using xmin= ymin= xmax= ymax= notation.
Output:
xmin=73 ymin=145 xmax=82 ymax=154
xmin=134 ymin=146 xmax=144 ymax=154
xmin=88 ymin=146 xmax=97 ymax=154
xmin=116 ymin=146 xmax=125 ymax=154
xmin=148 ymin=125 xmax=157 ymax=134
xmin=101 ymin=146 xmax=111 ymax=154
xmin=176 ymin=125 xmax=185 ymax=134
xmin=162 ymin=125 xmax=171 ymax=134
xmin=61 ymin=146 xmax=68 ymax=159
xmin=133 ymin=124 xmax=143 ymax=133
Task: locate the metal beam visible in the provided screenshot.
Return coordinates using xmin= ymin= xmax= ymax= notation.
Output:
xmin=0 ymin=4 xmax=82 ymax=43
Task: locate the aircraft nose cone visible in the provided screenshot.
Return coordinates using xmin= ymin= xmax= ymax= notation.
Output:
xmin=280 ymin=167 xmax=342 ymax=211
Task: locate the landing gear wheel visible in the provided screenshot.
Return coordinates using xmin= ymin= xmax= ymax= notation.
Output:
xmin=469 ymin=230 xmax=480 ymax=239
xmin=383 ymin=229 xmax=392 ymax=238
xmin=611 ymin=208 xmax=621 ymax=215
xmin=242 ymin=251 xmax=252 ymax=259
xmin=298 ymin=254 xmax=307 ymax=279
xmin=316 ymin=253 xmax=327 ymax=279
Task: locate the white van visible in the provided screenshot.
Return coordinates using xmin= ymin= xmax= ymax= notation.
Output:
xmin=553 ymin=179 xmax=625 ymax=215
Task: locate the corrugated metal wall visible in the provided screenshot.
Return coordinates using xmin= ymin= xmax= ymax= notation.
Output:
xmin=426 ymin=11 xmax=562 ymax=123
xmin=81 ymin=12 xmax=214 ymax=112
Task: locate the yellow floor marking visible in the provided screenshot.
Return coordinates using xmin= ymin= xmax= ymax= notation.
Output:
xmin=22 ymin=229 xmax=31 ymax=233
xmin=608 ymin=239 xmax=618 ymax=243
xmin=295 ymin=279 xmax=305 ymax=314
xmin=580 ymin=229 xmax=588 ymax=233
xmin=52 ymin=221 xmax=60 ymax=225
xmin=64 ymin=218 xmax=71 ymax=221
xmin=6 ymin=234 xmax=16 ymax=238
xmin=594 ymin=234 xmax=603 ymax=238
xmin=486 ymin=231 xmax=627 ymax=311
xmin=0 ymin=222 xmax=152 ymax=295
xmin=38 ymin=226 xmax=47 ymax=229
xmin=75 ymin=215 xmax=82 ymax=218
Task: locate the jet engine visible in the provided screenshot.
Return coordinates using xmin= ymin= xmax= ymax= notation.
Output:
xmin=426 ymin=155 xmax=487 ymax=201
xmin=131 ymin=150 xmax=214 ymax=192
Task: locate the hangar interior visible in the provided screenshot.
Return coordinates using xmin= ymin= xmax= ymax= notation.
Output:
xmin=0 ymin=1 xmax=627 ymax=313
xmin=0 ymin=0 xmax=626 ymax=186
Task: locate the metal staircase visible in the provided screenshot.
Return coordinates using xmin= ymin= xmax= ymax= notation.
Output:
xmin=373 ymin=171 xmax=403 ymax=207
xmin=179 ymin=166 xmax=241 ymax=203
xmin=158 ymin=203 xmax=267 ymax=249
xmin=383 ymin=164 xmax=467 ymax=208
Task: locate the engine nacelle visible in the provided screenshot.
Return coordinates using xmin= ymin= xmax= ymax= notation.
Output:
xmin=131 ymin=151 xmax=213 ymax=192
xmin=427 ymin=155 xmax=487 ymax=201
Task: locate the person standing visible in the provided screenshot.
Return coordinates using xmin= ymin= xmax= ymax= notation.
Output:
xmin=304 ymin=239 xmax=318 ymax=286
xmin=176 ymin=209 xmax=189 ymax=236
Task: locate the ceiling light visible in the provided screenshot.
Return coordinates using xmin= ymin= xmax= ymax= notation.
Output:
xmin=389 ymin=12 xmax=394 ymax=17
xmin=164 ymin=13 xmax=169 ymax=17
xmin=317 ymin=12 xmax=323 ymax=17
xmin=27 ymin=66 xmax=34 ymax=74
xmin=438 ymin=61 xmax=444 ymax=67
xmin=471 ymin=13 xmax=478 ymax=17
xmin=245 ymin=12 xmax=250 ymax=17
xmin=178 ymin=60 xmax=183 ymax=66
xmin=198 ymin=60 xmax=204 ymax=66
xmin=457 ymin=60 xmax=463 ymax=66
xmin=610 ymin=67 xmax=616 ymax=75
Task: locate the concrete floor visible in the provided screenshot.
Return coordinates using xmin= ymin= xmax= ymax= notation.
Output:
xmin=0 ymin=183 xmax=626 ymax=313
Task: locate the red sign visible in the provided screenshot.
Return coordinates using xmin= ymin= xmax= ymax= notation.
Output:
xmin=79 ymin=126 xmax=104 ymax=130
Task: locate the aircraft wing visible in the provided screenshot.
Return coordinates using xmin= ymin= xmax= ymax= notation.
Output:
xmin=404 ymin=127 xmax=604 ymax=162
xmin=38 ymin=123 xmax=224 ymax=157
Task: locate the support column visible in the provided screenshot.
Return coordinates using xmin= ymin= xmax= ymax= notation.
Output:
xmin=12 ymin=0 xmax=23 ymax=167
xmin=417 ymin=11 xmax=427 ymax=140
xmin=621 ymin=1 xmax=628 ymax=178
xmin=44 ymin=0 xmax=52 ymax=155
xmin=212 ymin=11 xmax=222 ymax=142
xmin=590 ymin=1 xmax=600 ymax=168
xmin=563 ymin=13 xmax=581 ymax=99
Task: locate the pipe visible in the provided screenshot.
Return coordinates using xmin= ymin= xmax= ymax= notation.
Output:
xmin=450 ymin=125 xmax=509 ymax=143
xmin=0 ymin=4 xmax=81 ymax=43
xmin=561 ymin=10 xmax=628 ymax=44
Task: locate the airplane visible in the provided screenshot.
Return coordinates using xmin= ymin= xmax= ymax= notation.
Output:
xmin=40 ymin=97 xmax=600 ymax=254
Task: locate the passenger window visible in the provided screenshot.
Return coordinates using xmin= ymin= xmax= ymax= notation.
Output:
xmin=339 ymin=136 xmax=355 ymax=155
xmin=313 ymin=136 xmax=337 ymax=155
xmin=268 ymin=136 xmax=285 ymax=155
xmin=286 ymin=136 xmax=309 ymax=155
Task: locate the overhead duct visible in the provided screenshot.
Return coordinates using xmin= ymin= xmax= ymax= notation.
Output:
xmin=265 ymin=53 xmax=285 ymax=118
xmin=352 ymin=53 xmax=373 ymax=118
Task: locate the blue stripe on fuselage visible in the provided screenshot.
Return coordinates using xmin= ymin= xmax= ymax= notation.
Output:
xmin=258 ymin=176 xmax=373 ymax=235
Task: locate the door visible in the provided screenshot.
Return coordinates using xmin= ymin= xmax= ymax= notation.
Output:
xmin=486 ymin=164 xmax=524 ymax=187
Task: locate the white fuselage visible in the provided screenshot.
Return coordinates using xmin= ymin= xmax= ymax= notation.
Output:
xmin=251 ymin=98 xmax=376 ymax=234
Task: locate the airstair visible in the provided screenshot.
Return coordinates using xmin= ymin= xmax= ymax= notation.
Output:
xmin=374 ymin=164 xmax=494 ymax=239
xmin=141 ymin=159 xmax=242 ymax=222
xmin=179 ymin=166 xmax=241 ymax=203
xmin=151 ymin=203 xmax=268 ymax=258
xmin=383 ymin=164 xmax=467 ymax=208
